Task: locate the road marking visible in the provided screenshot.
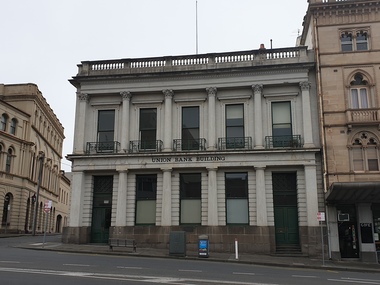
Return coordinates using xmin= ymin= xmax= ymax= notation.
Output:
xmin=292 ymin=275 xmax=318 ymax=278
xmin=328 ymin=278 xmax=380 ymax=284
xmin=0 ymin=261 xmax=20 ymax=264
xmin=233 ymin=272 xmax=256 ymax=276
xmin=178 ymin=269 xmax=202 ymax=272
xmin=117 ymin=266 xmax=143 ymax=270
xmin=63 ymin=263 xmax=90 ymax=267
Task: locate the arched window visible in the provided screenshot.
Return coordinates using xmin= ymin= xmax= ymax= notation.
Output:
xmin=5 ymin=148 xmax=13 ymax=173
xmin=1 ymin=114 xmax=8 ymax=131
xmin=350 ymin=73 xmax=369 ymax=109
xmin=341 ymin=32 xmax=353 ymax=52
xmin=350 ymin=132 xmax=379 ymax=172
xmin=10 ymin=118 xmax=17 ymax=135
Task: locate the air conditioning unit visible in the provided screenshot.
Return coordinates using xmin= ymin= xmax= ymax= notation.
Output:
xmin=338 ymin=213 xmax=350 ymax=222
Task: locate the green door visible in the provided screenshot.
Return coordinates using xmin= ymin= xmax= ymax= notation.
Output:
xmin=91 ymin=176 xmax=113 ymax=243
xmin=91 ymin=207 xmax=111 ymax=243
xmin=272 ymin=172 xmax=300 ymax=249
xmin=274 ymin=206 xmax=299 ymax=245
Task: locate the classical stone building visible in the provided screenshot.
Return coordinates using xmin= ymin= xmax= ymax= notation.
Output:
xmin=64 ymin=46 xmax=324 ymax=256
xmin=0 ymin=83 xmax=70 ymax=234
xmin=301 ymin=0 xmax=380 ymax=263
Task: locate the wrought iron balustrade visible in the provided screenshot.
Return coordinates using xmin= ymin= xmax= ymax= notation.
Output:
xmin=129 ymin=140 xmax=163 ymax=153
xmin=265 ymin=135 xmax=303 ymax=149
xmin=218 ymin=137 xmax=252 ymax=150
xmin=173 ymin=138 xmax=206 ymax=151
xmin=86 ymin=141 xmax=120 ymax=154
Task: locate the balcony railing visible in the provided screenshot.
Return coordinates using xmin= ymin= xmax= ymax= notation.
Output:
xmin=265 ymin=135 xmax=303 ymax=149
xmin=86 ymin=141 xmax=120 ymax=154
xmin=218 ymin=137 xmax=252 ymax=150
xmin=173 ymin=138 xmax=207 ymax=151
xmin=129 ymin=140 xmax=163 ymax=153
xmin=346 ymin=109 xmax=380 ymax=124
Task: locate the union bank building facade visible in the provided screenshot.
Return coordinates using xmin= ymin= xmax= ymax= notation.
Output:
xmin=63 ymin=46 xmax=325 ymax=256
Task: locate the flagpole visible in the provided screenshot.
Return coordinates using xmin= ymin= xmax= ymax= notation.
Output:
xmin=196 ymin=0 xmax=199 ymax=54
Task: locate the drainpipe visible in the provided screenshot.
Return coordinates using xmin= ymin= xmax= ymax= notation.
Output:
xmin=313 ymin=15 xmax=331 ymax=259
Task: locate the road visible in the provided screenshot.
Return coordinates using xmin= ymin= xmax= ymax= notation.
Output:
xmin=0 ymin=235 xmax=379 ymax=284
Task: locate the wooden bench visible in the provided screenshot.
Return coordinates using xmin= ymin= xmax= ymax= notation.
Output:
xmin=109 ymin=238 xmax=137 ymax=252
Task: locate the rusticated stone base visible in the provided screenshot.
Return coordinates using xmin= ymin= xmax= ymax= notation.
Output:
xmin=110 ymin=225 xmax=273 ymax=254
xmin=62 ymin=226 xmax=91 ymax=244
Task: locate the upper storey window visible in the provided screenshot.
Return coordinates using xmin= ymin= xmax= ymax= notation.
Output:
xmin=226 ymin=104 xmax=244 ymax=149
xmin=1 ymin=114 xmax=8 ymax=131
xmin=10 ymin=118 xmax=17 ymax=135
xmin=182 ymin=106 xmax=199 ymax=151
xmin=351 ymin=132 xmax=379 ymax=172
xmin=97 ymin=110 xmax=115 ymax=152
xmin=350 ymin=73 xmax=368 ymax=109
xmin=341 ymin=30 xmax=369 ymax=52
xmin=139 ymin=108 xmax=157 ymax=150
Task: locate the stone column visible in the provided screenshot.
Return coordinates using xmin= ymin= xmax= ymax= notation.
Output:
xmin=300 ymin=82 xmax=315 ymax=147
xmin=120 ymin=91 xmax=132 ymax=152
xmin=206 ymin=88 xmax=217 ymax=150
xmin=304 ymin=164 xmax=319 ymax=227
xmin=163 ymin=90 xmax=174 ymax=152
xmin=252 ymin=85 xmax=264 ymax=149
xmin=68 ymin=171 xmax=85 ymax=227
xmin=207 ymin=167 xmax=218 ymax=225
xmin=73 ymin=93 xmax=89 ymax=154
xmin=255 ymin=166 xmax=267 ymax=226
xmin=161 ymin=168 xmax=172 ymax=226
xmin=115 ymin=169 xmax=128 ymax=226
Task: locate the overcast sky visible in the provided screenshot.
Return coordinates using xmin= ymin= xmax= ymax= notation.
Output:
xmin=0 ymin=0 xmax=308 ymax=172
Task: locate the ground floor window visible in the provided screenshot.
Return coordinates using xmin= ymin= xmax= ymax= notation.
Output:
xmin=225 ymin=172 xmax=248 ymax=224
xmin=136 ymin=174 xmax=157 ymax=225
xmin=180 ymin=173 xmax=201 ymax=225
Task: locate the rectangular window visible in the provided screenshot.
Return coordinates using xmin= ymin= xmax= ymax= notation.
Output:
xmin=356 ymin=31 xmax=368 ymax=51
xmin=182 ymin=107 xmax=200 ymax=150
xmin=140 ymin=108 xmax=157 ymax=150
xmin=341 ymin=32 xmax=353 ymax=52
xmin=367 ymin=148 xmax=379 ymax=171
xmin=225 ymin=172 xmax=248 ymax=224
xmin=351 ymin=88 xmax=368 ymax=109
xmin=136 ymin=174 xmax=157 ymax=225
xmin=180 ymin=173 xmax=201 ymax=224
xmin=226 ymin=104 xmax=244 ymax=148
xmin=352 ymin=148 xmax=364 ymax=171
xmin=272 ymin=101 xmax=292 ymax=147
xmin=97 ymin=110 xmax=115 ymax=152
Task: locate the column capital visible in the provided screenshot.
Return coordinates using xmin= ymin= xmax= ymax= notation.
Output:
xmin=161 ymin=168 xmax=173 ymax=172
xmin=206 ymin=166 xmax=218 ymax=171
xmin=252 ymin=84 xmax=263 ymax=94
xmin=300 ymin=81 xmax=311 ymax=91
xmin=77 ymin=92 xmax=89 ymax=102
xmin=254 ymin=166 xmax=266 ymax=170
xmin=120 ymin=91 xmax=132 ymax=101
xmin=163 ymin=89 xmax=174 ymax=99
xmin=206 ymin=87 xmax=217 ymax=97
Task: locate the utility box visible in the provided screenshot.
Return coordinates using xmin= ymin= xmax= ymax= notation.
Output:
xmin=169 ymin=231 xmax=186 ymax=256
xmin=198 ymin=235 xmax=209 ymax=258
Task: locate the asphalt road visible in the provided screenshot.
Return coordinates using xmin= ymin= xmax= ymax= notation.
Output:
xmin=0 ymin=235 xmax=379 ymax=285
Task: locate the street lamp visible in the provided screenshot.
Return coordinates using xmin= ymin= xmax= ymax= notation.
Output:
xmin=32 ymin=151 xmax=45 ymax=236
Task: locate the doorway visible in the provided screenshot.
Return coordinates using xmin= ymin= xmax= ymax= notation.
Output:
xmin=337 ymin=205 xmax=359 ymax=258
xmin=272 ymin=172 xmax=300 ymax=252
xmin=91 ymin=176 xmax=113 ymax=243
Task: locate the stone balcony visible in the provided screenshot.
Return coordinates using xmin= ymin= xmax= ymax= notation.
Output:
xmin=346 ymin=108 xmax=380 ymax=129
xmin=76 ymin=46 xmax=312 ymax=77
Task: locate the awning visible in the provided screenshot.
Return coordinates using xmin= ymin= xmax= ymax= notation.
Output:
xmin=326 ymin=182 xmax=380 ymax=204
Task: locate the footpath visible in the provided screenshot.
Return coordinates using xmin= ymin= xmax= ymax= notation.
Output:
xmin=1 ymin=234 xmax=379 ymax=274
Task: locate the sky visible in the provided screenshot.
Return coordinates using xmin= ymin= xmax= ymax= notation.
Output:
xmin=0 ymin=0 xmax=309 ymax=172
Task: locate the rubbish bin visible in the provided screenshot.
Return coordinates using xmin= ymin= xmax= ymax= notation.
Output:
xmin=198 ymin=235 xmax=209 ymax=258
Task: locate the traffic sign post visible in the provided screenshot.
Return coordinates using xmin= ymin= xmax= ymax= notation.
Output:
xmin=317 ymin=212 xmax=326 ymax=266
xmin=43 ymin=201 xmax=52 ymax=247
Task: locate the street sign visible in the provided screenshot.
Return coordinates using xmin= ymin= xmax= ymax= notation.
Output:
xmin=317 ymin=212 xmax=325 ymax=222
xmin=44 ymin=200 xmax=52 ymax=213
